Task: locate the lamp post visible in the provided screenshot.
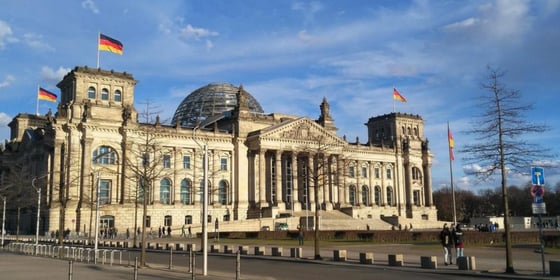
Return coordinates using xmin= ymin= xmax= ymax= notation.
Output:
xmin=1 ymin=196 xmax=6 ymax=248
xmin=32 ymin=175 xmax=48 ymax=255
xmin=93 ymin=171 xmax=101 ymax=264
xmin=193 ymin=125 xmax=208 ymax=276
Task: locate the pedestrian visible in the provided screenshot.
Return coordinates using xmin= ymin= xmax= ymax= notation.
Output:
xmin=181 ymin=224 xmax=186 ymax=237
xmin=297 ymin=225 xmax=304 ymax=246
xmin=126 ymin=228 xmax=130 ymax=239
xmin=137 ymin=227 xmax=140 ymax=237
xmin=439 ymin=223 xmax=453 ymax=265
xmin=158 ymin=226 xmax=162 ymax=238
xmin=188 ymin=226 xmax=192 ymax=238
xmin=167 ymin=226 xmax=171 ymax=237
xmin=453 ymin=224 xmax=465 ymax=262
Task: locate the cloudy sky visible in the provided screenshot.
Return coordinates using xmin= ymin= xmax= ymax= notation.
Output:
xmin=1 ymin=0 xmax=559 ymax=193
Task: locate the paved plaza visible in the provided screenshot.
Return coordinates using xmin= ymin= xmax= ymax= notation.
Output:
xmin=2 ymin=237 xmax=560 ymax=279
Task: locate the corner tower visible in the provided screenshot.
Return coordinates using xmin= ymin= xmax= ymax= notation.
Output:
xmin=55 ymin=66 xmax=138 ymax=123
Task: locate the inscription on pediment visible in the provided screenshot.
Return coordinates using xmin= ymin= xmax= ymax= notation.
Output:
xmin=281 ymin=123 xmax=316 ymax=140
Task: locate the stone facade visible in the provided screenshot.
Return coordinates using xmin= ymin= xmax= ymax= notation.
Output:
xmin=0 ymin=66 xmax=437 ymax=236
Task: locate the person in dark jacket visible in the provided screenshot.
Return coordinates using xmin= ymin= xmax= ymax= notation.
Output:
xmin=453 ymin=223 xmax=465 ymax=262
xmin=439 ymin=223 xmax=453 ymax=265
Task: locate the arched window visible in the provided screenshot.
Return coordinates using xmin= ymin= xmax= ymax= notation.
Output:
xmin=218 ymin=180 xmax=229 ymax=204
xmin=114 ymin=89 xmax=122 ymax=102
xmin=88 ymin=86 xmax=96 ymax=99
xmin=101 ymin=88 xmax=109 ymax=100
xmin=361 ymin=185 xmax=370 ymax=205
xmin=92 ymin=146 xmax=117 ymax=164
xmin=374 ymin=186 xmax=381 ymax=205
xmin=199 ymin=180 xmax=212 ymax=204
xmin=386 ymin=186 xmax=393 ymax=206
xmin=412 ymin=167 xmax=422 ymax=181
xmin=180 ymin=179 xmax=191 ymax=205
xmin=349 ymin=185 xmax=356 ymax=206
xmin=160 ymin=178 xmax=171 ymax=204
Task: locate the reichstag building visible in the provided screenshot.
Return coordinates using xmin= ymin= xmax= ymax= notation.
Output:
xmin=0 ymin=66 xmax=437 ymax=236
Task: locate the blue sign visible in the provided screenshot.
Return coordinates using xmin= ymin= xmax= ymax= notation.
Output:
xmin=532 ymin=167 xmax=545 ymax=185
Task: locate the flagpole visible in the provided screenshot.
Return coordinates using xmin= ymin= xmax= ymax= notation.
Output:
xmin=392 ymin=86 xmax=395 ymax=113
xmin=447 ymin=121 xmax=457 ymax=226
xmin=96 ymin=32 xmax=100 ymax=69
xmin=36 ymin=85 xmax=40 ymax=116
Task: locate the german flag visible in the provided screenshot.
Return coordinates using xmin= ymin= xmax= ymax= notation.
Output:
xmin=38 ymin=87 xmax=57 ymax=102
xmin=99 ymin=33 xmax=123 ymax=55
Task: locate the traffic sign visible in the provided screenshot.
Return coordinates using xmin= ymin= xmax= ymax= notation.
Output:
xmin=531 ymin=185 xmax=545 ymax=198
xmin=532 ymin=167 xmax=545 ymax=185
xmin=532 ymin=202 xmax=546 ymax=215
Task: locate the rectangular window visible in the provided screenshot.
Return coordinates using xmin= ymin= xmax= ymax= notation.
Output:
xmin=99 ymin=179 xmax=111 ymax=205
xmin=164 ymin=215 xmax=172 ymax=227
xmin=386 ymin=168 xmax=392 ymax=179
xmin=185 ymin=215 xmax=192 ymax=225
xmin=375 ymin=168 xmax=380 ymax=179
xmin=183 ymin=156 xmax=191 ymax=169
xmin=220 ymin=158 xmax=228 ymax=171
xmin=145 ymin=215 xmax=151 ymax=228
xmin=349 ymin=166 xmax=355 ymax=178
xmin=361 ymin=167 xmax=367 ymax=178
xmin=163 ymin=155 xmax=171 ymax=168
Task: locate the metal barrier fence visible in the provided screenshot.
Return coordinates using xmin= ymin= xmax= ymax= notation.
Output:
xmin=6 ymin=242 xmax=123 ymax=266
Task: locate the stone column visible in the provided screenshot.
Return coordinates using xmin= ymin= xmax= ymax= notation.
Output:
xmin=423 ymin=162 xmax=433 ymax=206
xmin=308 ymin=155 xmax=315 ymax=210
xmin=355 ymin=160 xmax=361 ymax=206
xmin=336 ymin=155 xmax=344 ymax=206
xmin=291 ymin=152 xmax=301 ymax=211
xmin=275 ymin=150 xmax=284 ymax=209
xmin=259 ymin=150 xmax=268 ymax=207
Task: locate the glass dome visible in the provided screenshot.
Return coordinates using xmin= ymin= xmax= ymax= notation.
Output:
xmin=171 ymin=83 xmax=264 ymax=127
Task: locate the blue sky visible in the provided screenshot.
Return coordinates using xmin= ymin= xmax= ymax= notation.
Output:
xmin=1 ymin=0 xmax=559 ymax=193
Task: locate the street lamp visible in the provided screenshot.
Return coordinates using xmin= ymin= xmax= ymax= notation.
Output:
xmin=193 ymin=124 xmax=209 ymax=276
xmin=32 ymin=174 xmax=48 ymax=255
xmin=1 ymin=195 xmax=6 ymax=248
xmin=93 ymin=171 xmax=101 ymax=264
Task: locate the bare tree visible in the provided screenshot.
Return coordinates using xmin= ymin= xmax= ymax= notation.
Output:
xmin=123 ymin=101 xmax=170 ymax=267
xmin=300 ymin=134 xmax=341 ymax=260
xmin=460 ymin=66 xmax=552 ymax=274
xmin=0 ymin=159 xmax=35 ymax=239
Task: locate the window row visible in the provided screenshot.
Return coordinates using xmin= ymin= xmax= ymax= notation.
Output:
xmin=98 ymin=178 xmax=231 ymax=206
xmin=143 ymin=213 xmax=231 ymax=228
xmin=348 ymin=185 xmax=423 ymax=207
xmin=92 ymin=146 xmax=227 ymax=172
xmin=348 ymin=165 xmax=395 ymax=179
xmin=88 ymin=86 xmax=122 ymax=102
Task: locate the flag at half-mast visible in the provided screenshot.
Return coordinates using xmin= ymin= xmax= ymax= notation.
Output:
xmin=99 ymin=33 xmax=123 ymax=55
xmin=393 ymin=88 xmax=407 ymax=102
xmin=38 ymin=87 xmax=57 ymax=102
xmin=448 ymin=126 xmax=455 ymax=161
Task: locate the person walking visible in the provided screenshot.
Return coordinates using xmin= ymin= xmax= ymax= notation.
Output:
xmin=439 ymin=223 xmax=453 ymax=265
xmin=453 ymin=223 xmax=465 ymax=262
xmin=297 ymin=225 xmax=304 ymax=246
xmin=181 ymin=224 xmax=186 ymax=237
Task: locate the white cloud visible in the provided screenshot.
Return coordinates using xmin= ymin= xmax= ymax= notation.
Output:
xmin=443 ymin=17 xmax=480 ymax=30
xmin=205 ymin=39 xmax=214 ymax=50
xmin=40 ymin=66 xmax=70 ymax=84
xmin=0 ymin=75 xmax=15 ymax=88
xmin=0 ymin=20 xmax=14 ymax=49
xmin=0 ymin=112 xmax=11 ymax=126
xmin=23 ymin=33 xmax=54 ymax=51
xmin=82 ymin=0 xmax=100 ymax=14
xmin=180 ymin=24 xmax=219 ymax=40
xmin=292 ymin=1 xmax=323 ymax=26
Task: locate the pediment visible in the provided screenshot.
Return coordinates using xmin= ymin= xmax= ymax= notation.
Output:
xmin=248 ymin=117 xmax=347 ymax=146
